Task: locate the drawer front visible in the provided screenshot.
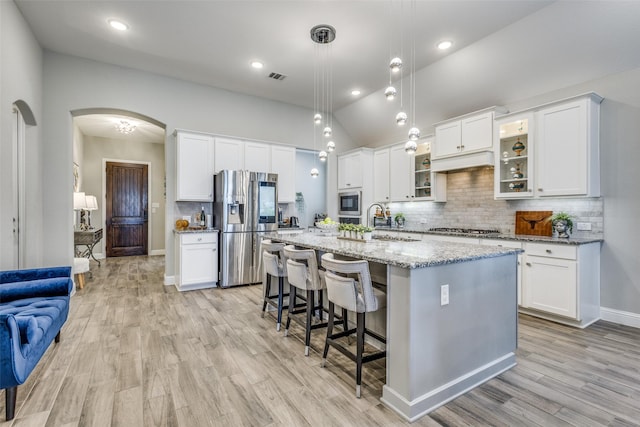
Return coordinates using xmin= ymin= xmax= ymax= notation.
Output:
xmin=525 ymin=242 xmax=576 ymax=260
xmin=181 ymin=233 xmax=217 ymax=245
xmin=480 ymin=239 xmax=522 ymax=249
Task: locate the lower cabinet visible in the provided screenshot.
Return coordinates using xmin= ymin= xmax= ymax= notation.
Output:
xmin=521 ymin=241 xmax=600 ymax=328
xmin=175 ymin=232 xmax=218 ymax=291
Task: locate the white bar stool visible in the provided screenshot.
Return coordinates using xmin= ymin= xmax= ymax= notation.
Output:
xmin=320 ymin=253 xmax=387 ymax=398
xmin=73 ymin=257 xmax=90 ymax=290
xmin=282 ymin=245 xmax=328 ymax=356
xmin=261 ymin=240 xmax=289 ymax=331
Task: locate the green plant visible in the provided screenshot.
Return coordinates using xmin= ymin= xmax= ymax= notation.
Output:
xmin=362 ymin=226 xmax=373 ymax=233
xmin=551 ymin=212 xmax=573 ymax=233
xmin=338 ymin=223 xmax=347 ymax=232
xmin=394 ymin=213 xmax=405 ymax=222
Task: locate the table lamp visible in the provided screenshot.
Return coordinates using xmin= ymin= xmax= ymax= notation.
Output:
xmin=85 ymin=195 xmax=98 ymax=229
xmin=73 ymin=192 xmax=87 ymax=230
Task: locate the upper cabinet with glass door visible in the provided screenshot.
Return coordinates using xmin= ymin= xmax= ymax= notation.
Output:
xmin=413 ymin=139 xmax=446 ymax=202
xmin=494 ymin=113 xmax=534 ymax=199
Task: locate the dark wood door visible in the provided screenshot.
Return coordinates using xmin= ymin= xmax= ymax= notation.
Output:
xmin=106 ymin=162 xmax=148 ymax=257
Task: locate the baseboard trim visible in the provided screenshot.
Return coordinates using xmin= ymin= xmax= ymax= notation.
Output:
xmin=164 ymin=275 xmax=175 ymax=286
xmin=150 ymin=249 xmax=165 ymax=256
xmin=600 ymin=307 xmax=640 ymax=329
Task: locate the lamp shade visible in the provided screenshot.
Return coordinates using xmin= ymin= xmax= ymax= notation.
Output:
xmin=85 ymin=195 xmax=98 ymax=211
xmin=73 ymin=192 xmax=87 ymax=210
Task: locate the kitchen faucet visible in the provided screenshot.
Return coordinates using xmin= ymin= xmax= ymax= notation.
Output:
xmin=366 ymin=203 xmax=386 ymax=228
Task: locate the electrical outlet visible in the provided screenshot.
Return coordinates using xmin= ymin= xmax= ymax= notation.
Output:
xmin=441 ymin=284 xmax=449 ymax=306
xmin=576 ymin=222 xmax=592 ymax=231
xmin=420 ymin=218 xmax=427 ymax=224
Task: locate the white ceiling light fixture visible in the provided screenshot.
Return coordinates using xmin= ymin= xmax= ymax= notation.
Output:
xmin=311 ymin=24 xmax=337 ymax=175
xmin=351 ymin=89 xmax=361 ymax=96
xmin=437 ymin=40 xmax=453 ymax=50
xmin=251 ymin=61 xmax=264 ymax=69
xmin=108 ymin=19 xmax=129 ymax=31
xmin=115 ymin=119 xmax=136 ymax=134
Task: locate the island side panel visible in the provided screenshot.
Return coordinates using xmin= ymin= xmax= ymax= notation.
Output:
xmin=382 ymin=254 xmax=518 ymax=421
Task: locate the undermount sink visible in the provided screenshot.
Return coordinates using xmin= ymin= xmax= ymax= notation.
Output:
xmin=372 ymin=234 xmax=420 ymax=242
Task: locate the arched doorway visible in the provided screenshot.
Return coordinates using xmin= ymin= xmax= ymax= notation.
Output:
xmin=9 ymin=100 xmax=37 ymax=268
xmin=71 ymin=108 xmax=166 ymax=259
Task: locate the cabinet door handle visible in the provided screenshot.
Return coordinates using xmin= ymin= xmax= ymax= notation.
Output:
xmin=526 ymin=262 xmax=532 ymax=267
xmin=545 ymin=249 xmax=552 ymax=253
xmin=406 ymin=195 xmax=409 ymax=198
xmin=385 ymin=197 xmax=389 ymax=200
xmin=460 ymin=145 xmax=465 ymax=150
xmin=197 ymin=238 xmax=202 ymax=241
xmin=456 ymin=145 xmax=461 ymax=150
xmin=538 ymin=188 xmax=543 ymax=192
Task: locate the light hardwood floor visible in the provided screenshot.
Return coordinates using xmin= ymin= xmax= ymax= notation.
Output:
xmin=2 ymin=255 xmax=640 ymax=426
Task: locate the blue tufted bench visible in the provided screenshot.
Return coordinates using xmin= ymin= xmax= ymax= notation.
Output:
xmin=0 ymin=266 xmax=72 ymax=421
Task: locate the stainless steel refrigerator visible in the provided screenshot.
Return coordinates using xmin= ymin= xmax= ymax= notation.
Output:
xmin=214 ymin=170 xmax=278 ymax=287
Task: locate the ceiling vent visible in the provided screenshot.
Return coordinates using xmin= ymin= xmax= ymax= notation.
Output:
xmin=268 ymin=72 xmax=287 ymax=81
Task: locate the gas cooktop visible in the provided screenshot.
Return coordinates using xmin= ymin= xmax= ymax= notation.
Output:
xmin=428 ymin=227 xmax=500 ymax=235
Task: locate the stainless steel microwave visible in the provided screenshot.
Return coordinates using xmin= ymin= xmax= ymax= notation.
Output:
xmin=338 ymin=191 xmax=361 ymax=216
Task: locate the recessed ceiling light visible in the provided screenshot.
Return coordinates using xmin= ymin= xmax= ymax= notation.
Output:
xmin=351 ymin=90 xmax=361 ymax=96
xmin=108 ymin=19 xmax=129 ymax=31
xmin=437 ymin=40 xmax=453 ymax=50
xmin=251 ymin=61 xmax=264 ymax=69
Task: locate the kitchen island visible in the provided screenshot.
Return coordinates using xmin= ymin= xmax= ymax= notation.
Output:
xmin=266 ymin=232 xmax=521 ymax=422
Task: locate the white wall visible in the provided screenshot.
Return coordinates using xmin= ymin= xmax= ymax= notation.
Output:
xmin=0 ymin=1 xmax=43 ymax=269
xmin=41 ymin=52 xmax=355 ymax=278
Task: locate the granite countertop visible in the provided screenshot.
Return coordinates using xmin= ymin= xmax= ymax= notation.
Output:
xmin=266 ymin=232 xmax=521 ymax=269
xmin=375 ymin=226 xmax=603 ymax=245
xmin=173 ymin=228 xmax=219 ymax=234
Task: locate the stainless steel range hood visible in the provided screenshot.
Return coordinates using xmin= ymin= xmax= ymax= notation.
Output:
xmin=430 ymin=151 xmax=494 ymax=172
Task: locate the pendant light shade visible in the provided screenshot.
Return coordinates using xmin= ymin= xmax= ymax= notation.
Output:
xmin=408 ymin=127 xmax=420 ymax=141
xmin=326 ymin=141 xmax=335 ymax=152
xmin=389 ymin=57 xmax=402 ymax=72
xmin=310 ymin=167 xmax=319 ymax=177
xmin=314 ymin=113 xmax=322 ymax=124
xmin=404 ymin=140 xmax=417 ymax=154
xmin=323 ymin=126 xmax=332 ymax=137
xmin=318 ymin=150 xmax=328 ymax=161
xmin=396 ymin=111 xmax=408 ymax=126
xmin=385 ymin=86 xmax=397 ymax=100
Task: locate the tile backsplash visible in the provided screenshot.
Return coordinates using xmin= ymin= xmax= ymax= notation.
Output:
xmin=388 ymin=167 xmax=603 ymax=238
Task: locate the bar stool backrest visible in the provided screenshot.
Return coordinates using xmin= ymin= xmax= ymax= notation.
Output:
xmin=283 ymin=245 xmax=325 ymax=291
xmin=262 ymin=240 xmax=287 ymax=277
xmin=321 ymin=253 xmax=378 ymax=313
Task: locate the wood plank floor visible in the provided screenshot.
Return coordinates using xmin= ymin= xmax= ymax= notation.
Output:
xmin=2 ymin=255 xmax=640 ymax=426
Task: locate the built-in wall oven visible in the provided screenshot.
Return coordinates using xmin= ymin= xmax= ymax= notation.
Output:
xmin=338 ymin=191 xmax=361 ymax=216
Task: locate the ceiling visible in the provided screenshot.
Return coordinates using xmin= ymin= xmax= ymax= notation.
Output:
xmin=14 ymin=1 xmax=640 ymax=146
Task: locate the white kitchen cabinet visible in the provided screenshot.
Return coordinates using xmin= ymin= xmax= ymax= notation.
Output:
xmin=374 ymin=140 xmax=445 ymax=203
xmin=373 ymin=148 xmax=390 ymax=202
xmin=175 ymin=232 xmax=218 ymax=291
xmin=389 ymin=144 xmax=412 ymax=201
xmin=494 ymin=113 xmax=534 ymax=199
xmin=175 ymin=131 xmax=215 ymax=201
xmin=481 ymin=239 xmax=523 ymax=306
xmin=433 ymin=109 xmax=504 ymax=159
xmin=214 ymin=137 xmax=244 ymax=173
xmin=244 ymin=141 xmax=271 ymax=173
xmin=270 ymin=145 xmax=296 ymax=202
xmin=535 ymin=93 xmax=602 ymax=197
xmin=337 ymin=149 xmax=371 ymax=190
xmin=521 ymin=241 xmax=600 ymax=328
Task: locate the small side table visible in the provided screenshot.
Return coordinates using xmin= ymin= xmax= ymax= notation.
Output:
xmin=74 ymin=228 xmax=103 ymax=266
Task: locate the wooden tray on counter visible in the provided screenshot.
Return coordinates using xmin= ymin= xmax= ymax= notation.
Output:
xmin=515 ymin=211 xmax=553 ymax=236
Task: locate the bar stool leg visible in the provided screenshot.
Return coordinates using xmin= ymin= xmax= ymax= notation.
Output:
xmin=317 ymin=291 xmax=324 ymax=321
xmin=356 ymin=312 xmax=365 ymax=398
xmin=304 ymin=289 xmax=314 ymax=356
xmin=284 ymin=286 xmax=296 ymax=337
xmin=262 ymin=273 xmax=271 ymax=317
xmin=276 ymin=276 xmax=284 ymax=331
xmin=342 ymin=308 xmax=349 ymax=331
xmin=322 ymin=301 xmax=335 ymax=368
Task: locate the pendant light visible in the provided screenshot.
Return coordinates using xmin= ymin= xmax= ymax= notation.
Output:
xmin=310 ymin=24 xmax=336 ymax=176
xmin=404 ymin=0 xmax=420 ymax=154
